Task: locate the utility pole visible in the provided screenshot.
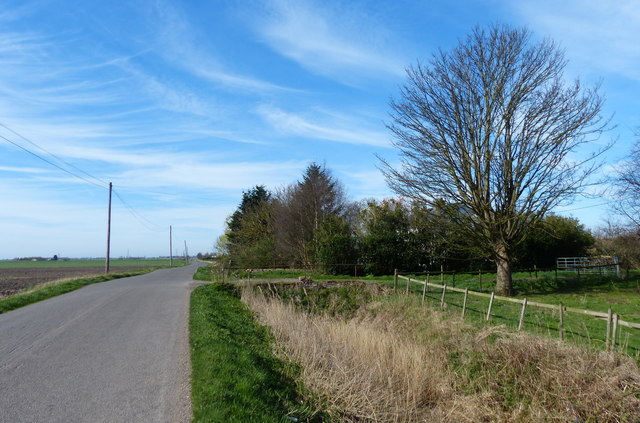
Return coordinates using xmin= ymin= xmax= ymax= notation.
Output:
xmin=105 ymin=182 xmax=112 ymax=274
xmin=169 ymin=225 xmax=173 ymax=266
xmin=184 ymin=240 xmax=189 ymax=264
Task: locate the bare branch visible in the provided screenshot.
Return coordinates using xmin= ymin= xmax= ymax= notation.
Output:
xmin=380 ymin=25 xmax=609 ymax=295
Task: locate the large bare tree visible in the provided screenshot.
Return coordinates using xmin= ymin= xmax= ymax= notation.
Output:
xmin=380 ymin=25 xmax=608 ymax=295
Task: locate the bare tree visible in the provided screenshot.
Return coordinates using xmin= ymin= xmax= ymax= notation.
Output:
xmin=380 ymin=25 xmax=608 ymax=295
xmin=613 ymin=134 xmax=640 ymax=227
xmin=273 ymin=163 xmax=347 ymax=267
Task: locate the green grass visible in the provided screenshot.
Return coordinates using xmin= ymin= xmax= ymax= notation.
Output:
xmin=395 ymin=273 xmax=640 ymax=358
xmin=0 ymin=258 xmax=175 ymax=268
xmin=193 ymin=264 xmax=640 ymax=357
xmin=189 ymin=283 xmax=329 ymax=423
xmin=0 ymin=268 xmax=158 ymax=314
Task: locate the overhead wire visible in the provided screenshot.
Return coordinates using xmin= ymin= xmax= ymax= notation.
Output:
xmin=0 ymin=122 xmax=166 ymax=233
xmin=0 ymin=121 xmax=109 ymax=188
xmin=0 ymin=134 xmax=107 ymax=189
xmin=112 ymin=188 xmax=166 ymax=233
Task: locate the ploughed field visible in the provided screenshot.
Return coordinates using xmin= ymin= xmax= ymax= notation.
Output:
xmin=0 ymin=259 xmax=170 ymax=297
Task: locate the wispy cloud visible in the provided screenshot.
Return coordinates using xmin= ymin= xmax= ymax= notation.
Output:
xmin=253 ymin=0 xmax=406 ymax=84
xmin=112 ymin=159 xmax=307 ymax=191
xmin=0 ymin=165 xmax=49 ymax=174
xmin=514 ymin=1 xmax=640 ymax=81
xmin=257 ymin=104 xmax=390 ymax=147
xmin=149 ymin=0 xmax=292 ymax=94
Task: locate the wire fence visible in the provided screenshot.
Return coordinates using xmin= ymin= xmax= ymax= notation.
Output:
xmin=395 ymin=272 xmax=640 ymax=358
xmin=204 ymin=262 xmax=639 ymax=357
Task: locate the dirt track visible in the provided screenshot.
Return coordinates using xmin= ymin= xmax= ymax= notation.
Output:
xmin=0 ymin=266 xmax=156 ymax=297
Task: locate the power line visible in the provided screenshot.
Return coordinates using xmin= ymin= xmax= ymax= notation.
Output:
xmin=0 ymin=121 xmax=108 ymax=188
xmin=0 ymin=123 xmax=166 ymax=233
xmin=112 ymin=188 xmax=166 ymax=232
xmin=0 ymin=134 xmax=107 ymax=189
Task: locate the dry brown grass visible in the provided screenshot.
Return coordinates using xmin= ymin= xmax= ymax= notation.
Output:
xmin=242 ymin=287 xmax=640 ymax=422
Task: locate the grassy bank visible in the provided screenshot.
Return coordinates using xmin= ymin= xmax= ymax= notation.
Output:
xmin=244 ymin=284 xmax=640 ymax=422
xmin=0 ymin=268 xmax=158 ymax=314
xmin=189 ymin=283 xmax=328 ymax=423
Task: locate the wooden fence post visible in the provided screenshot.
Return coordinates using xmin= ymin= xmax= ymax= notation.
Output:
xmin=518 ymin=298 xmax=528 ymax=331
xmin=405 ymin=275 xmax=410 ymax=295
xmin=486 ymin=292 xmax=495 ymax=322
xmin=393 ymin=269 xmax=398 ymax=293
xmin=426 ymin=272 xmax=430 ymax=294
xmin=440 ymin=284 xmax=447 ymax=308
xmin=440 ymin=265 xmax=444 ymax=285
xmin=577 ymin=266 xmax=581 ymax=283
xmin=559 ymin=303 xmax=564 ymax=340
xmin=421 ymin=276 xmax=428 ymax=305
xmin=462 ymin=288 xmax=469 ymax=318
xmin=612 ymin=313 xmax=619 ymax=350
xmin=606 ymin=308 xmax=613 ymax=351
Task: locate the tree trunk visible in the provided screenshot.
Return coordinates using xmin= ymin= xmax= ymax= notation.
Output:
xmin=495 ymin=256 xmax=513 ymax=296
xmin=494 ymin=241 xmax=513 ymax=296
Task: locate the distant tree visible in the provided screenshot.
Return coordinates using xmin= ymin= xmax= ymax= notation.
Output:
xmin=358 ymin=199 xmax=412 ymax=275
xmin=227 ymin=186 xmax=271 ymax=238
xmin=594 ymin=222 xmax=640 ymax=276
xmin=273 ymin=163 xmax=347 ymax=267
xmin=380 ymin=25 xmax=608 ymax=295
xmin=516 ymin=215 xmax=595 ymax=269
xmin=314 ymin=214 xmax=357 ymax=275
xmin=409 ymin=200 xmax=491 ymax=272
xmin=226 ymin=186 xmax=275 ymax=267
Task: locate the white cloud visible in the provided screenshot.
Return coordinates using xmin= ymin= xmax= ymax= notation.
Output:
xmin=515 ymin=1 xmax=640 ymax=81
xmin=257 ymin=104 xmax=390 ymax=147
xmin=254 ymin=0 xmax=406 ymax=83
xmin=150 ymin=0 xmax=291 ymax=94
xmin=0 ymin=165 xmax=49 ymax=174
xmin=112 ymin=159 xmax=307 ymax=191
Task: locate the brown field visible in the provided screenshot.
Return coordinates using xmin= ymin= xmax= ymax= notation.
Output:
xmin=0 ymin=266 xmax=155 ymax=297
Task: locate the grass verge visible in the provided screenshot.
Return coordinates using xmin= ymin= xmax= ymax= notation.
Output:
xmin=189 ymin=283 xmax=328 ymax=423
xmin=0 ymin=268 xmax=158 ymax=314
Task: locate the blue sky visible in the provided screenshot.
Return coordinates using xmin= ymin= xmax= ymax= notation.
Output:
xmin=1 ymin=0 xmax=638 ymax=259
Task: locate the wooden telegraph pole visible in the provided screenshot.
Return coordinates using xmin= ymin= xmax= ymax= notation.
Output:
xmin=169 ymin=225 xmax=173 ymax=266
xmin=105 ymin=182 xmax=112 ymax=274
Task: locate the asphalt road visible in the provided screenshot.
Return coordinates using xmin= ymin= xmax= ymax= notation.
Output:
xmin=0 ymin=263 xmax=200 ymax=423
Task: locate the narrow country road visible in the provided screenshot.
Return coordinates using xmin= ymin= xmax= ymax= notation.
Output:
xmin=0 ymin=263 xmax=200 ymax=423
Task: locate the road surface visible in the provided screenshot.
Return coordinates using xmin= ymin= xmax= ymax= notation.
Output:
xmin=0 ymin=263 xmax=199 ymax=422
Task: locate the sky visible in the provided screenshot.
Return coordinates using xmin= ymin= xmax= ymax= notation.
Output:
xmin=0 ymin=0 xmax=639 ymax=259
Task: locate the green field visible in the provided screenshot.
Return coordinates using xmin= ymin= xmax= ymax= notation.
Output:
xmin=397 ymin=271 xmax=640 ymax=358
xmin=0 ymin=258 xmax=174 ymax=269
